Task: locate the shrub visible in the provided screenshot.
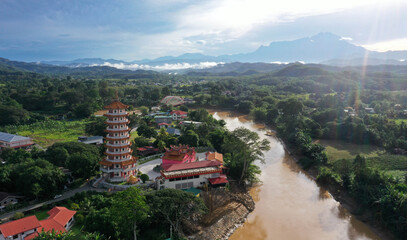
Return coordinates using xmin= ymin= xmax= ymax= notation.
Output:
xmin=13 ymin=212 xmax=24 ymax=220
xmin=140 ymin=174 xmax=149 ymax=183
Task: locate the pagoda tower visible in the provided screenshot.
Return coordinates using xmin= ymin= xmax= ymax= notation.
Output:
xmin=99 ymin=98 xmax=137 ymax=182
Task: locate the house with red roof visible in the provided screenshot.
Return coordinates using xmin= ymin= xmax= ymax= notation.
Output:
xmin=0 ymin=207 xmax=76 ymax=240
xmin=170 ymin=110 xmax=187 ymax=120
xmin=161 ymin=145 xmax=196 ymax=166
xmin=0 ymin=215 xmax=40 ymax=240
xmin=43 ymin=207 xmax=76 ymax=231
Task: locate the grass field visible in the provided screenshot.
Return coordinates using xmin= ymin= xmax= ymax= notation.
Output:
xmin=3 ymin=120 xmax=87 ymax=147
xmin=392 ymin=118 xmax=407 ymax=125
xmin=317 ymin=139 xmax=407 ymax=180
xmin=316 ymin=139 xmax=385 ymax=163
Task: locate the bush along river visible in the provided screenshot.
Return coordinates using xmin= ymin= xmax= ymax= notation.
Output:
xmin=211 ymin=111 xmax=382 ymax=240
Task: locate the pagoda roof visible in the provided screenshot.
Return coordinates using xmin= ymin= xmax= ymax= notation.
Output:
xmin=104 ymin=101 xmax=128 ymax=109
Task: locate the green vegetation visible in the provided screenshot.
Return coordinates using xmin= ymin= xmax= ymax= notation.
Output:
xmin=2 ymin=120 xmax=87 ymax=147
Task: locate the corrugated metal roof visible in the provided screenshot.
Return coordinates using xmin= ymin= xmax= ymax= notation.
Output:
xmin=0 ymin=132 xmax=31 ymax=143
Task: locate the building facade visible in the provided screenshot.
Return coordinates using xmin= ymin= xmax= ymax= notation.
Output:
xmin=99 ymin=100 xmax=138 ymax=182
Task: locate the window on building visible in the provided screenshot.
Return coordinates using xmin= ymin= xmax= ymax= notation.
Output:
xmin=194 ymin=175 xmax=199 ymax=179
xmin=175 ymin=184 xmax=181 ymax=189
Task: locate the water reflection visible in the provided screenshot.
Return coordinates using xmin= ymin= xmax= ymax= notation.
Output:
xmin=210 ymin=111 xmax=381 ymax=240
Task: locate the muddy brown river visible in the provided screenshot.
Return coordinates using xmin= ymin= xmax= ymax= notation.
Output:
xmin=211 ymin=111 xmax=381 ymax=240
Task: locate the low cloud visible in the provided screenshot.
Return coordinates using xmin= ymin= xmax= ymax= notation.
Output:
xmin=89 ymin=61 xmax=222 ymax=71
xmin=340 ymin=37 xmax=353 ymax=41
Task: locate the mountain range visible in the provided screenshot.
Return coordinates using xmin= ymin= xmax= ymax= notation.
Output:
xmin=39 ymin=32 xmax=407 ymax=68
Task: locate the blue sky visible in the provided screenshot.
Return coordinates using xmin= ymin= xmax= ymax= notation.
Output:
xmin=0 ymin=0 xmax=406 ymax=61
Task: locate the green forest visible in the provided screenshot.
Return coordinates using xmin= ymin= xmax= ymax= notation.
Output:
xmin=1 ymin=60 xmax=407 ymax=238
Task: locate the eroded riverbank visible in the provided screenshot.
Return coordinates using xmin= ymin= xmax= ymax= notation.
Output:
xmin=208 ymin=110 xmax=384 ymax=240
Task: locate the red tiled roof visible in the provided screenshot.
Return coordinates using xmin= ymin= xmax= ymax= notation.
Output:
xmin=47 ymin=207 xmax=76 ymax=227
xmin=170 ymin=110 xmax=187 ymax=115
xmin=208 ymin=177 xmax=229 ymax=185
xmin=104 ymin=101 xmax=129 ymax=109
xmin=163 ymin=160 xmax=221 ymax=172
xmin=0 ymin=216 xmax=41 ymax=237
xmin=158 ymin=123 xmax=171 ymax=126
xmin=24 ymin=232 xmax=39 ymax=240
xmin=39 ymin=219 xmax=66 ymax=233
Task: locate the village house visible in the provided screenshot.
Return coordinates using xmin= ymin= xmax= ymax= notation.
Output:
xmin=166 ymin=128 xmax=181 ymax=136
xmin=364 ymin=107 xmax=375 ymax=114
xmin=154 ymin=116 xmax=173 ymax=124
xmin=158 ymin=123 xmax=171 ymax=129
xmin=0 ymin=206 xmax=76 ymax=240
xmin=170 ymin=110 xmax=187 ymax=121
xmin=162 ymin=145 xmax=196 ymax=166
xmin=179 ymin=121 xmax=202 ymax=126
xmin=183 ymin=98 xmax=195 ymax=104
xmin=0 ymin=132 xmax=34 ymax=151
xmin=0 ymin=216 xmax=40 ymax=240
xmin=0 ymin=192 xmax=23 ymax=212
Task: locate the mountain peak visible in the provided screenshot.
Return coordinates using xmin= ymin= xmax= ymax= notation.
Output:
xmin=310 ymin=32 xmax=342 ymax=41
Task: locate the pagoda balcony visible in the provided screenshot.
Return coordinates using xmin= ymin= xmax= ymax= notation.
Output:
xmin=105 ymin=135 xmax=130 ymax=141
xmin=103 ymin=157 xmax=132 ymax=163
xmin=105 ymin=149 xmax=133 ymax=156
xmin=105 ymin=119 xmax=129 ymax=125
xmin=100 ymin=167 xmax=125 ymax=173
xmin=104 ymin=112 xmax=129 ymax=117
xmin=105 ymin=142 xmax=132 ymax=148
xmin=105 ymin=127 xmax=129 ymax=133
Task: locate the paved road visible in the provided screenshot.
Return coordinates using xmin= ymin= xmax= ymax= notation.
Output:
xmin=0 ymin=183 xmax=106 ymax=221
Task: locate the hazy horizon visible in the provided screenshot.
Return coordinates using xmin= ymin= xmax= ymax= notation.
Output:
xmin=1 ymin=0 xmax=406 ymax=61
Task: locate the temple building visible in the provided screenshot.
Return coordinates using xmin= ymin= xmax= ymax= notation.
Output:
xmin=162 ymin=145 xmax=196 ymax=166
xmin=99 ymin=99 xmax=138 ymax=182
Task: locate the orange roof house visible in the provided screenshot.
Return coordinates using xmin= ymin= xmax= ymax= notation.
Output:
xmin=0 ymin=206 xmax=76 ymax=240
xmin=0 ymin=216 xmax=41 ymax=239
xmin=46 ymin=207 xmax=76 ymax=229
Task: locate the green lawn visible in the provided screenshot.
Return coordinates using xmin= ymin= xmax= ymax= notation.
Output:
xmin=316 ymin=139 xmax=385 ymax=163
xmin=3 ymin=120 xmax=87 ymax=147
xmin=26 ymin=209 xmax=49 ymax=220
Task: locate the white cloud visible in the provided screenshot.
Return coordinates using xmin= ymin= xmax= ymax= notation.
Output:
xmin=363 ymin=37 xmax=407 ymax=52
xmin=89 ymin=61 xmax=222 ymax=71
xmin=340 ymin=37 xmax=353 ymax=41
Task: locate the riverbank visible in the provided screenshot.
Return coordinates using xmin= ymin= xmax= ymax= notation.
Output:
xmin=188 ymin=188 xmax=255 ymax=240
xmin=200 ymin=109 xmax=389 ymax=240
xmin=272 ymin=124 xmax=396 ymax=240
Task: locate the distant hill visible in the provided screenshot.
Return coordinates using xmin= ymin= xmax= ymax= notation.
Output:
xmin=0 ymin=57 xmax=161 ymax=78
xmin=37 ymin=32 xmax=407 ymax=69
